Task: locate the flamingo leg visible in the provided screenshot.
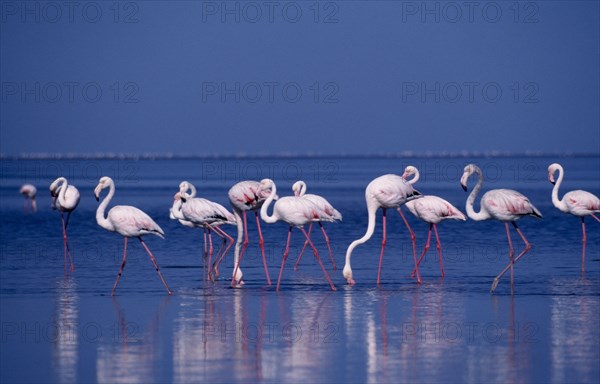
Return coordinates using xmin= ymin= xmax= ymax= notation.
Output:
xmin=591 ymin=213 xmax=600 ymax=222
xmin=319 ymin=222 xmax=337 ymax=271
xmin=293 ymin=223 xmax=312 ymax=271
xmin=491 ymin=222 xmax=532 ymax=293
xmin=112 ymin=237 xmax=128 ymax=296
xmin=61 ymin=212 xmax=75 ymax=272
xmin=208 ymin=227 xmax=226 ymax=280
xmin=210 ymin=226 xmax=234 ymax=281
xmin=231 ymin=211 xmax=249 ymax=287
xmin=255 ymin=212 xmax=271 ymax=285
xmin=397 ymin=208 xmax=419 ymax=282
xmin=412 ymin=224 xmax=432 ymax=277
xmin=581 ymin=217 xmax=586 ymax=273
xmin=377 ymin=209 xmax=387 ymax=285
xmin=207 ymin=228 xmax=214 ymax=283
xmin=203 ymin=227 xmax=208 ymax=286
xmin=300 ymin=227 xmax=336 ymax=291
xmin=433 ymin=224 xmax=445 ymax=277
xmin=138 ymin=237 xmax=172 ymax=295
xmin=276 ymin=227 xmax=293 ymax=291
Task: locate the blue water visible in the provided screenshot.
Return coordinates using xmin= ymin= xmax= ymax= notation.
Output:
xmin=1 ymin=155 xmax=599 ymax=383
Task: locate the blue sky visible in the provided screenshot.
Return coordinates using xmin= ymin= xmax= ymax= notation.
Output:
xmin=1 ymin=1 xmax=599 ymax=155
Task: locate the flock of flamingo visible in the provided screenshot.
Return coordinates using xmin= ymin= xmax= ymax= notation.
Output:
xmin=19 ymin=163 xmax=599 ymax=295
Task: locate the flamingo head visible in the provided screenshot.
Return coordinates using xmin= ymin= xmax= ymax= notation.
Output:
xmin=292 ymin=180 xmax=306 ymax=197
xmin=178 ymin=181 xmax=196 ymax=199
xmin=259 ymin=178 xmax=274 ymax=190
xmin=94 ymin=176 xmax=113 ymax=201
xmin=547 ymin=163 xmax=561 ymax=185
xmin=460 ymin=164 xmax=479 ymax=191
xmin=342 ymin=264 xmax=356 ymax=285
xmin=401 ymin=165 xmax=417 ymax=179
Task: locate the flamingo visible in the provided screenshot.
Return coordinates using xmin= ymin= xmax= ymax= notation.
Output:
xmin=291 ymin=180 xmax=341 ymax=271
xmin=226 ymin=180 xmax=275 ymax=287
xmin=20 ymin=184 xmax=37 ymax=212
xmin=259 ymin=179 xmax=336 ymax=291
xmin=343 ymin=174 xmax=423 ymax=285
xmin=94 ymin=176 xmax=172 ymax=295
xmin=174 ymin=181 xmax=236 ymax=283
xmin=548 ymin=163 xmax=600 ymax=272
xmin=49 ymin=177 xmax=80 ymax=272
xmin=460 ymin=164 xmax=542 ymax=293
xmin=401 ymin=166 xmax=466 ymax=277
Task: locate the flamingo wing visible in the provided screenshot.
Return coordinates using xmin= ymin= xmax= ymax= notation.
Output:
xmin=483 ymin=189 xmax=542 ymax=220
xmin=108 ymin=205 xmax=164 ymax=238
xmin=564 ymin=190 xmax=600 ymax=215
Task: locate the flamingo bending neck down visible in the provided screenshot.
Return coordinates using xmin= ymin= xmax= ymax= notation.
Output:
xmin=20 ymin=184 xmax=37 ymax=212
xmin=402 ymin=166 xmax=466 ymax=278
xmin=548 ymin=163 xmax=600 ymax=272
xmin=94 ymin=176 xmax=172 ymax=295
xmin=174 ymin=181 xmax=236 ymax=285
xmin=460 ymin=164 xmax=542 ymax=294
xmin=260 ymin=179 xmax=336 ymax=291
xmin=50 ymin=177 xmax=80 ymax=272
xmin=292 ymin=180 xmax=341 ymax=272
xmin=343 ymin=174 xmax=423 ymax=285
xmin=227 ymin=180 xmax=275 ymax=288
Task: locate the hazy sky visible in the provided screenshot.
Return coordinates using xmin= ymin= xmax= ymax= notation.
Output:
xmin=1 ymin=1 xmax=599 ymax=155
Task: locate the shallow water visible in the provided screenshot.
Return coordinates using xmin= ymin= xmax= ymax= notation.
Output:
xmin=1 ymin=155 xmax=599 ymax=383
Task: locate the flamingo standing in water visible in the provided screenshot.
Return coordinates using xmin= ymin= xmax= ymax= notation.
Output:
xmin=259 ymin=179 xmax=336 ymax=291
xmin=292 ymin=180 xmax=341 ymax=271
xmin=460 ymin=164 xmax=542 ymax=293
xmin=226 ymin=180 xmax=275 ymax=287
xmin=548 ymin=163 xmax=600 ymax=272
xmin=401 ymin=166 xmax=466 ymax=277
xmin=174 ymin=181 xmax=236 ymax=283
xmin=49 ymin=177 xmax=80 ymax=272
xmin=94 ymin=176 xmax=172 ymax=295
xmin=20 ymin=184 xmax=37 ymax=212
xmin=343 ymin=174 xmax=423 ymax=285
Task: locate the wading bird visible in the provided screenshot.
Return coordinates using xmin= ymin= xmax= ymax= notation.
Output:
xmin=226 ymin=180 xmax=275 ymax=287
xmin=548 ymin=163 xmax=600 ymax=272
xmin=343 ymin=174 xmax=423 ymax=285
xmin=49 ymin=177 xmax=80 ymax=272
xmin=292 ymin=180 xmax=341 ymax=272
xmin=94 ymin=176 xmax=172 ymax=295
xmin=460 ymin=164 xmax=542 ymax=293
xmin=401 ymin=166 xmax=466 ymax=277
xmin=20 ymin=184 xmax=37 ymax=212
xmin=260 ymin=179 xmax=336 ymax=291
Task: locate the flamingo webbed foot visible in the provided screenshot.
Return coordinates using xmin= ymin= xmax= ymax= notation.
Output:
xmin=490 ymin=278 xmax=500 ymax=293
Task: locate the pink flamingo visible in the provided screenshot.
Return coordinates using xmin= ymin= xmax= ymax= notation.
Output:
xmin=174 ymin=181 xmax=236 ymax=283
xmin=401 ymin=166 xmax=466 ymax=277
xmin=94 ymin=176 xmax=172 ymax=295
xmin=292 ymin=180 xmax=341 ymax=271
xmin=259 ymin=179 xmax=336 ymax=291
xmin=343 ymin=174 xmax=423 ymax=285
xmin=20 ymin=184 xmax=37 ymax=212
xmin=548 ymin=163 xmax=600 ymax=272
xmin=226 ymin=181 xmax=275 ymax=287
xmin=49 ymin=177 xmax=80 ymax=272
xmin=460 ymin=164 xmax=542 ymax=293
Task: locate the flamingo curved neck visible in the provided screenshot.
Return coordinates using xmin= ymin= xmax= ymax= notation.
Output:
xmin=344 ymin=201 xmax=378 ymax=274
xmin=260 ymin=182 xmax=279 ymax=224
xmin=96 ymin=181 xmax=115 ymax=231
xmin=58 ymin=178 xmax=68 ymax=206
xmin=299 ymin=181 xmax=307 ymax=196
xmin=551 ymin=166 xmax=569 ymax=213
xmin=171 ymin=199 xmax=185 ymax=220
xmin=465 ymin=169 xmax=490 ymax=221
xmin=408 ymin=169 xmax=420 ymax=185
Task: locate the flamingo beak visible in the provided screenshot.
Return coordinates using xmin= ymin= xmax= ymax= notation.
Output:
xmin=461 ymin=183 xmax=467 ymax=192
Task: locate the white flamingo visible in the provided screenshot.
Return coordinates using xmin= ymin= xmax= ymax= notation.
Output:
xmin=548 ymin=163 xmax=600 ymax=272
xmin=460 ymin=164 xmax=542 ymax=293
xmin=94 ymin=176 xmax=172 ymax=295
xmin=292 ymin=180 xmax=341 ymax=271
xmin=49 ymin=177 xmax=80 ymax=272
xmin=20 ymin=184 xmax=37 ymax=212
xmin=226 ymin=180 xmax=275 ymax=287
xmin=401 ymin=166 xmax=466 ymax=277
xmin=343 ymin=174 xmax=423 ymax=285
xmin=259 ymin=179 xmax=336 ymax=291
xmin=174 ymin=181 xmax=236 ymax=283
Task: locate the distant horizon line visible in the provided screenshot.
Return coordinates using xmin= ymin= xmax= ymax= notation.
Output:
xmin=1 ymin=151 xmax=599 ymax=160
